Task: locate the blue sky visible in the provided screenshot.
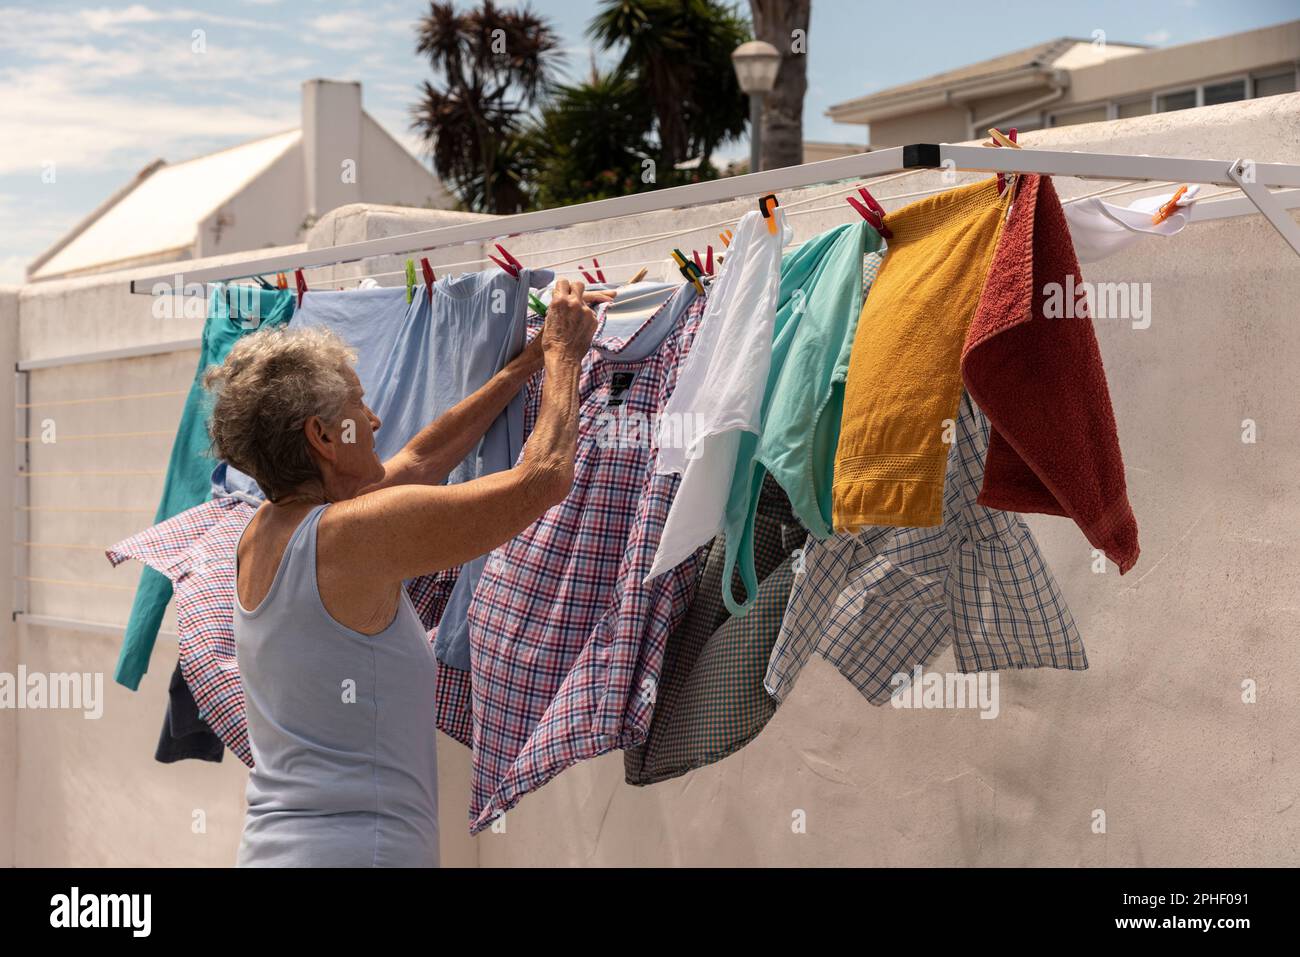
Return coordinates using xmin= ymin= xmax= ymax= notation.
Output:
xmin=1 ymin=0 xmax=1294 ymax=283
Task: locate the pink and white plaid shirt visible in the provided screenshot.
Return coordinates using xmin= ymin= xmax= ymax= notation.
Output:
xmin=106 ymin=500 xmax=463 ymax=765
xmin=465 ymin=287 xmax=708 ymax=833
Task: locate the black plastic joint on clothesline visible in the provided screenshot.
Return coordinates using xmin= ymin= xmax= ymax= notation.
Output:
xmin=902 ymin=144 xmax=942 ymax=169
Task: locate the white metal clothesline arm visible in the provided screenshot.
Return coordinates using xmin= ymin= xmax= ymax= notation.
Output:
xmin=126 ymin=144 xmax=1300 ymax=294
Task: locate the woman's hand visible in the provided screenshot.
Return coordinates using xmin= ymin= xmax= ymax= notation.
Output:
xmin=517 ymin=280 xmax=611 ymax=373
xmin=544 ymin=278 xmax=602 ymax=366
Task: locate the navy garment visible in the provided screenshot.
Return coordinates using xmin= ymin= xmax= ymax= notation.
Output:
xmin=290 ymin=273 xmax=549 ymax=670
xmin=155 ymin=661 xmax=224 ymax=764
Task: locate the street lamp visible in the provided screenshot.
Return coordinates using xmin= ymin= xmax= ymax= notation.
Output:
xmin=731 ymin=40 xmax=781 ymax=174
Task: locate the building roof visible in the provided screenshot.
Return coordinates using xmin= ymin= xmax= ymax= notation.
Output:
xmin=29 ymin=130 xmax=300 ymax=280
xmin=827 ymin=37 xmax=1148 ymax=123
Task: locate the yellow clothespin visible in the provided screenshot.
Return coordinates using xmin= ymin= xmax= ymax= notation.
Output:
xmin=670 ymin=248 xmax=705 ymax=294
xmin=985 ymin=127 xmax=1021 ymax=149
xmin=627 ymin=266 xmax=649 ymax=284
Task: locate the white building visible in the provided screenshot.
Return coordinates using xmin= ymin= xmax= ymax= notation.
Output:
xmin=27 ymin=79 xmax=454 ymax=282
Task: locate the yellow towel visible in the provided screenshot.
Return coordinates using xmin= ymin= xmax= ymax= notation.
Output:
xmin=833 ymin=178 xmax=1010 ymax=530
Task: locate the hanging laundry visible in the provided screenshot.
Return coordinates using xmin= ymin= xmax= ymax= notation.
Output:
xmin=464 ymin=285 xmax=707 ymax=834
xmin=624 ymin=475 xmax=803 ymax=786
xmin=105 ymin=496 xmax=463 ymax=768
xmin=1063 ymin=186 xmax=1200 ymax=263
xmin=963 ymin=174 xmax=1139 ymax=571
xmin=718 ymin=225 xmax=883 ymax=616
xmin=767 ymin=391 xmax=1085 ymax=705
xmin=834 ymin=178 xmax=1010 ymax=532
xmin=155 ymin=661 xmax=224 ymax=764
xmin=646 ymin=206 xmax=791 ymax=581
xmin=114 ymin=284 xmax=294 ymax=692
xmin=289 ymin=270 xmax=551 ymax=671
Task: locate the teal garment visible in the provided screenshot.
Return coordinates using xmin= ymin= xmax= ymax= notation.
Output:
xmin=115 ymin=286 xmax=294 ymax=689
xmin=721 ymin=222 xmax=882 ymax=616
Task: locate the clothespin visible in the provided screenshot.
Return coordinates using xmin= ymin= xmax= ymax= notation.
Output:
xmin=692 ymin=249 xmax=704 ymax=273
xmin=846 ymin=186 xmax=892 ymax=239
xmin=420 ymin=257 xmax=436 ymax=303
xmin=487 ymin=243 xmax=523 ymax=279
xmin=254 ymin=276 xmax=274 ymax=290
xmin=1152 ymin=185 xmax=1190 ymax=226
xmin=294 ymin=268 xmax=307 ymax=308
xmin=578 ymin=264 xmax=598 ymax=283
xmin=627 ymin=266 xmax=649 ymax=284
xmin=704 ymin=245 xmax=714 ymax=275
xmin=405 ymin=259 xmax=416 ymax=303
xmin=985 ymin=127 xmax=1020 ymax=196
xmin=758 ymin=194 xmax=780 ymax=235
xmin=275 ymin=272 xmax=287 ymax=289
xmin=671 ymin=248 xmax=705 ymax=295
xmin=528 ymin=292 xmax=548 ymax=317
xmin=719 ymin=229 xmax=734 ymax=247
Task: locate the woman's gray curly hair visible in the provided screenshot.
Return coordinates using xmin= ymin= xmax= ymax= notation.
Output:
xmin=204 ymin=325 xmax=358 ymax=503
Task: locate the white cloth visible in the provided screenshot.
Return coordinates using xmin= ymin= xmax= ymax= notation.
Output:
xmin=645 ymin=207 xmax=791 ymax=581
xmin=1064 ymin=186 xmax=1200 ymax=263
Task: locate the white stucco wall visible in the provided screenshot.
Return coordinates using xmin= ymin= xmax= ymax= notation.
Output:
xmin=3 ymin=94 xmax=1298 ymax=866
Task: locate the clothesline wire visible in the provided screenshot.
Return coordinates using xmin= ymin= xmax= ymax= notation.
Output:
xmin=17 ymin=505 xmax=155 ymax=514
xmin=16 ymin=389 xmax=188 ymax=410
xmin=226 ymin=170 xmax=1233 ymax=294
xmin=17 ymin=469 xmax=166 ymax=478
xmin=16 ymin=430 xmax=174 ymax=443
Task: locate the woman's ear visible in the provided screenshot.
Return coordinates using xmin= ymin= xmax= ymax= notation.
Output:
xmin=302 ymin=415 xmax=335 ymax=464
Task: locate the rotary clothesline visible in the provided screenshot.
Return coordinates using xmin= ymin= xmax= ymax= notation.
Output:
xmin=125 ymin=144 xmax=1300 ymax=300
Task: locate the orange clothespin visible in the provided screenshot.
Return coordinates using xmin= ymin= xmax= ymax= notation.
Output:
xmin=275 ymin=272 xmax=287 ymax=289
xmin=719 ymin=229 xmax=734 ymax=247
xmin=1152 ymin=185 xmax=1190 ymax=226
xmin=846 ymin=186 xmax=892 ymax=239
xmin=420 ymin=257 xmax=436 ymax=303
xmin=986 ymin=127 xmax=1020 ymax=195
xmin=294 ymin=268 xmax=307 ymax=307
xmin=487 ymin=243 xmax=522 ymax=278
xmin=758 ymin=194 xmax=780 ymax=234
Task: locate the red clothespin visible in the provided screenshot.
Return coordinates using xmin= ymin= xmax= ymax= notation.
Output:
xmin=591 ymin=257 xmax=606 ymax=282
xmin=294 ymin=268 xmax=307 ymax=307
xmin=846 ymin=186 xmax=892 ymax=239
xmin=692 ymin=249 xmax=704 ymax=273
xmin=758 ymin=193 xmax=780 ymax=235
xmin=487 ymin=243 xmax=522 ymax=278
xmin=704 ymin=245 xmax=714 ymax=276
xmin=420 ymin=257 xmax=436 ymax=303
xmin=578 ymin=264 xmax=598 ymax=283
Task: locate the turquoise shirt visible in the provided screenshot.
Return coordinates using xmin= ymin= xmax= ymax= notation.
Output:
xmin=115 ymin=286 xmax=294 ymax=689
xmin=721 ymin=222 xmax=883 ymax=615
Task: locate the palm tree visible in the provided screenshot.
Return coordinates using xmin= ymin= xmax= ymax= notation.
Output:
xmin=527 ymin=70 xmax=657 ymax=207
xmin=410 ymin=1 xmax=562 ymax=213
xmin=588 ymin=0 xmax=750 ymax=185
xmin=750 ymin=0 xmax=810 ymax=171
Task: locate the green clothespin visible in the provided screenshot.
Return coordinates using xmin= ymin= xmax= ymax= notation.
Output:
xmin=528 ymin=292 xmax=548 ymax=317
xmin=671 ymin=248 xmax=705 ymax=294
xmin=405 ymin=259 xmax=416 ymax=303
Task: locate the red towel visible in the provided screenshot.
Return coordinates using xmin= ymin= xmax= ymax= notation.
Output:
xmin=962 ymin=174 xmax=1140 ymax=573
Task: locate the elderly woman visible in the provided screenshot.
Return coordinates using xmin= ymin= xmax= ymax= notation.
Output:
xmin=204 ymin=278 xmax=601 ymax=868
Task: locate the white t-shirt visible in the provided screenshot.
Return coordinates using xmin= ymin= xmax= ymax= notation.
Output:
xmin=1064 ymin=186 xmax=1199 ymax=263
xmin=645 ymin=206 xmax=792 ymax=581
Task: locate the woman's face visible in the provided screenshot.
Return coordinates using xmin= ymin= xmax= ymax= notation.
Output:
xmin=330 ymin=366 xmax=386 ymax=492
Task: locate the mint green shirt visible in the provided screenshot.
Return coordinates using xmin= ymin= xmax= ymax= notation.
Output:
xmin=721 ymin=221 xmax=882 ymax=615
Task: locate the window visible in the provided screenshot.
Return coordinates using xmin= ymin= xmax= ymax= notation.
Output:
xmin=1116 ymin=98 xmax=1153 ymax=118
xmin=1050 ymin=106 xmax=1109 ymax=127
xmin=1203 ymin=79 xmax=1246 ymax=105
xmin=1254 ymin=70 xmax=1297 ymax=97
xmin=1156 ymin=88 xmax=1197 ymax=112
